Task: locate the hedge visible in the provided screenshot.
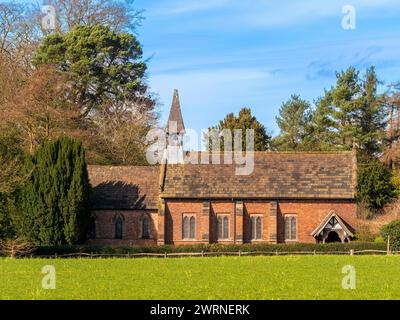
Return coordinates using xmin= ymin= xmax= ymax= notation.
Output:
xmin=29 ymin=242 xmax=390 ymax=257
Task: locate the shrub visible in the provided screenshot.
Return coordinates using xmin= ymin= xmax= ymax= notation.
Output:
xmin=380 ymin=220 xmax=400 ymax=250
xmin=31 ymin=242 xmax=388 ymax=257
xmin=354 ymin=222 xmax=375 ymax=242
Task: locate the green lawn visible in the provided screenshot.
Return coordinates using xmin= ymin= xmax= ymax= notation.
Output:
xmin=0 ymin=256 xmax=399 ymax=300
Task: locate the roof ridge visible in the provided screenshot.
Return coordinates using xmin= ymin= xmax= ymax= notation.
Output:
xmin=87 ymin=165 xmax=159 ymax=169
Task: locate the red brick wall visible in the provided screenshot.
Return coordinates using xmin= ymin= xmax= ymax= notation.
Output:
xmin=89 ymin=209 xmax=158 ymax=245
xmin=90 ymin=200 xmax=357 ymax=245
xmin=277 ymin=200 xmax=357 ymax=243
xmin=164 ymin=199 xmax=357 ymax=245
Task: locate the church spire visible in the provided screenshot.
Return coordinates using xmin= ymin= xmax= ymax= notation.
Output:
xmin=166 ymin=89 xmax=185 ymax=133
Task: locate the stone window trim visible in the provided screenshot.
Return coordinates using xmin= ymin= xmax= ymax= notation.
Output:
xmin=249 ymin=214 xmax=263 ymax=241
xmin=182 ymin=213 xmax=196 ymax=240
xmin=284 ymin=214 xmax=298 ymax=242
xmin=217 ymin=213 xmax=230 ymax=241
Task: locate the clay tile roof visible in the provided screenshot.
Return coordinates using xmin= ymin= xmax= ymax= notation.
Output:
xmin=88 ymin=166 xmax=160 ymax=210
xmin=161 ymin=151 xmax=357 ymax=200
xmin=166 ymin=89 xmax=185 ymax=133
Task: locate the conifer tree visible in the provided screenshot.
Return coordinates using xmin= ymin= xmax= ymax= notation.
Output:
xmin=17 ymin=137 xmax=91 ymax=245
xmin=273 ymin=95 xmax=313 ymax=151
xmin=206 ymin=108 xmax=271 ymax=151
xmin=311 ymin=66 xmax=385 ymax=156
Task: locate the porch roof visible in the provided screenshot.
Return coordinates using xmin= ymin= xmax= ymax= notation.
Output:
xmin=311 ymin=211 xmax=355 ymax=238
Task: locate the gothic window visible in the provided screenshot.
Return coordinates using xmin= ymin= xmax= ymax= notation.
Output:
xmin=182 ymin=215 xmax=195 ymax=239
xmin=190 ymin=216 xmax=196 ymax=239
xmin=285 ymin=215 xmax=297 ymax=241
xmin=250 ymin=216 xmax=262 ymax=240
xmin=217 ymin=214 xmax=230 ymax=240
xmin=217 ymin=216 xmax=223 ymax=239
xmin=256 ymin=217 xmax=262 ymax=239
xmin=223 ymin=216 xmax=229 ymax=239
xmin=142 ymin=216 xmax=150 ymax=239
xmin=115 ymin=215 xmax=123 ymax=239
xmin=89 ymin=217 xmax=96 ymax=239
xmin=183 ymin=216 xmax=189 ymax=239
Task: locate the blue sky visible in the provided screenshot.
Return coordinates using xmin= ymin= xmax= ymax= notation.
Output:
xmin=134 ymin=0 xmax=400 ymax=136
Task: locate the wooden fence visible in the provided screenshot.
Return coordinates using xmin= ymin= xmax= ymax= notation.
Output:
xmin=27 ymin=249 xmax=400 ymax=259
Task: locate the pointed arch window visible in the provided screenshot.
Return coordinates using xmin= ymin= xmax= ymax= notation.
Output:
xmin=217 ymin=214 xmax=230 ymax=240
xmin=190 ymin=216 xmax=196 ymax=239
xmin=250 ymin=215 xmax=262 ymax=240
xmin=142 ymin=216 xmax=150 ymax=239
xmin=285 ymin=215 xmax=297 ymax=241
xmin=218 ymin=216 xmax=223 ymax=239
xmin=182 ymin=214 xmax=195 ymax=239
xmin=89 ymin=216 xmax=96 ymax=239
xmin=115 ymin=215 xmax=123 ymax=239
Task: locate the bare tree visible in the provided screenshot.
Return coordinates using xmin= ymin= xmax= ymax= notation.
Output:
xmin=47 ymin=0 xmax=143 ymax=33
xmin=2 ymin=65 xmax=79 ymax=153
xmin=92 ymin=95 xmax=157 ymax=164
xmin=382 ymin=83 xmax=400 ymax=168
xmin=0 ymin=2 xmax=42 ymax=69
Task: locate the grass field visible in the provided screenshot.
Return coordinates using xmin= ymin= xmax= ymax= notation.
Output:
xmin=0 ymin=256 xmax=400 ymax=300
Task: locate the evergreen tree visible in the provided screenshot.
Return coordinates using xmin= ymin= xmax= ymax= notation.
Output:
xmin=358 ymin=66 xmax=386 ymax=158
xmin=312 ymin=67 xmax=362 ymax=150
xmin=206 ymin=108 xmax=271 ymax=151
xmin=311 ymin=66 xmax=385 ymax=156
xmin=33 ymin=24 xmax=147 ymax=118
xmin=0 ymin=194 xmax=16 ymax=240
xmin=357 ymin=157 xmax=395 ymax=209
xmin=273 ymin=95 xmax=313 ymax=151
xmin=16 ymin=137 xmax=91 ymax=245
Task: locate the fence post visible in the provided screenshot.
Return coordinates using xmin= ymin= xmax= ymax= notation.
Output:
xmin=275 ymin=249 xmax=278 ymax=256
xmin=239 ymin=250 xmax=241 ymax=257
xmin=164 ymin=252 xmax=167 ymax=258
xmin=387 ymin=235 xmax=391 ymax=255
xmin=313 ymin=249 xmax=316 ymax=255
xmin=350 ymin=249 xmax=354 ymax=256
xmin=127 ymin=252 xmax=130 ymax=258
xmin=201 ymin=250 xmax=204 ymax=257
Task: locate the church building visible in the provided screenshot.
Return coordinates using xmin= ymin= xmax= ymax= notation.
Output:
xmin=87 ymin=90 xmax=358 ymax=245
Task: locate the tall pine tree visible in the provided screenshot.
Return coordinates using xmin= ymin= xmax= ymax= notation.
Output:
xmin=311 ymin=66 xmax=385 ymax=157
xmin=273 ymin=95 xmax=313 ymax=151
xmin=16 ymin=137 xmax=91 ymax=245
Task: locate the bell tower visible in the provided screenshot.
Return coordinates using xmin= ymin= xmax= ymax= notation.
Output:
xmin=165 ymin=89 xmax=185 ymax=163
